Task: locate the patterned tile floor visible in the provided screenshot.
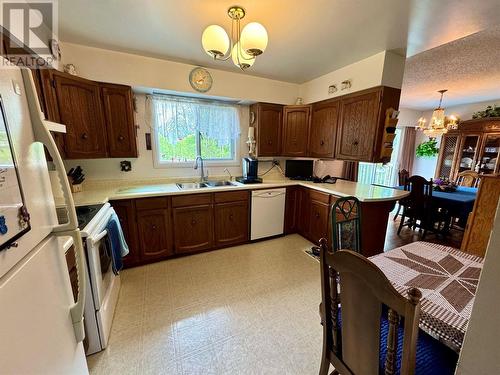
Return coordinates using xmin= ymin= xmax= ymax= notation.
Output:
xmin=87 ymin=234 xmax=324 ymax=375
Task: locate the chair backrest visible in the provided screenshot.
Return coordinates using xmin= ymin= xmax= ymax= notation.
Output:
xmin=398 ymin=169 xmax=410 ymax=186
xmin=456 ymin=170 xmax=480 ymax=188
xmin=319 ymin=241 xmax=422 ymax=375
xmin=403 ymin=175 xmax=433 ymax=209
xmin=330 ymin=196 xmax=361 ymax=253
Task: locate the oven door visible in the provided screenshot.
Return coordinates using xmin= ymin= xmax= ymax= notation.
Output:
xmin=86 ymin=208 xmax=116 ymax=310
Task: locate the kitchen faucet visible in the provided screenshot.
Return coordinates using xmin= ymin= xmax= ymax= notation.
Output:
xmin=193 ymin=156 xmax=207 ymax=182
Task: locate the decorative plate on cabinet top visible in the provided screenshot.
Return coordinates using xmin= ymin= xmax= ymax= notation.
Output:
xmin=189 ymin=67 xmax=213 ymax=93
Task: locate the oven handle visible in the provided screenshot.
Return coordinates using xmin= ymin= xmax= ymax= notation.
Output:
xmin=56 ymin=229 xmax=87 ymax=343
xmin=88 ymin=229 xmax=108 ymax=247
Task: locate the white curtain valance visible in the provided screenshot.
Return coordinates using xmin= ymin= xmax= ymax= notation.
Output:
xmin=146 ymin=94 xmax=241 ymax=145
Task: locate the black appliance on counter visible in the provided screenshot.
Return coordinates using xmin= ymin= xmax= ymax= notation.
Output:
xmin=285 ymin=160 xmax=314 ymax=180
xmin=236 ymin=157 xmax=262 ymax=184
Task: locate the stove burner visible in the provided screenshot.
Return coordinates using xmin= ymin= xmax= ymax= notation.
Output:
xmin=76 ymin=204 xmax=105 ymax=230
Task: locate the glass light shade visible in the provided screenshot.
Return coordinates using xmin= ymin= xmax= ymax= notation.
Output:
xmin=202 ymin=25 xmax=230 ymax=58
xmin=231 ymin=42 xmax=255 ymax=69
xmin=431 ymin=108 xmax=446 ymax=129
xmin=240 ymin=22 xmax=268 ymax=56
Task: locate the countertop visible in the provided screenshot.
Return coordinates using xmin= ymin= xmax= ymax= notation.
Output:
xmin=56 ymin=178 xmax=409 ymax=207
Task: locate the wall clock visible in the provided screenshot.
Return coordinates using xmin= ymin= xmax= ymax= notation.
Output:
xmin=189 ymin=67 xmax=213 ymax=93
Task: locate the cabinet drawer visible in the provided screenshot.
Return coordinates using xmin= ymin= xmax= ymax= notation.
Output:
xmin=309 ymin=189 xmax=330 ymax=204
xmin=214 ymin=190 xmax=249 ymax=203
xmin=135 ymin=197 xmax=168 ymax=210
xmin=172 ymin=193 xmax=212 ymax=207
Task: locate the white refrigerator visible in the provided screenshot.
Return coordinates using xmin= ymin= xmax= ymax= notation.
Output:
xmin=0 ymin=64 xmax=88 ymax=374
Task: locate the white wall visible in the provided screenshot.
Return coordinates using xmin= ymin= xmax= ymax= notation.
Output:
xmin=60 ymin=42 xmax=300 ymax=105
xmin=63 ymin=94 xmax=251 ymax=181
xmin=397 ymin=108 xmax=423 ymax=128
xmin=298 ymin=51 xmax=405 ymax=104
xmin=456 ymin=200 xmax=500 ymax=375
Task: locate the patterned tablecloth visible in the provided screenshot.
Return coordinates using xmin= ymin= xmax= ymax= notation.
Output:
xmin=370 ymin=241 xmax=483 ymax=352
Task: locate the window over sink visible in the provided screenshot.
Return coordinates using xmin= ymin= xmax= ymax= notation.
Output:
xmin=148 ymin=94 xmax=241 ymax=167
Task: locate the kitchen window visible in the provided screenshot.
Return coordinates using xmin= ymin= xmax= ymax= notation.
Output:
xmin=148 ymin=94 xmax=241 ymax=167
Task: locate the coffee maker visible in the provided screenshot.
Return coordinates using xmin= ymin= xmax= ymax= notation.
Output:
xmin=237 ymin=157 xmax=262 ymax=184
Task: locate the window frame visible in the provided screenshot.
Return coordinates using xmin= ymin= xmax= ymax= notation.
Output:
xmin=151 ymin=99 xmax=241 ymax=169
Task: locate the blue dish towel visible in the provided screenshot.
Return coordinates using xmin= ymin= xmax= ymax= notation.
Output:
xmin=106 ymin=213 xmax=129 ymax=275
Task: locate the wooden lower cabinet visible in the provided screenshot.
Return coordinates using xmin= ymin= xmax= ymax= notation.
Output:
xmin=308 ymin=191 xmax=331 ymax=245
xmin=297 ymin=187 xmax=311 ymax=238
xmin=285 ymin=186 xmax=299 ymax=234
xmin=137 ymin=208 xmax=173 ymax=261
xmin=111 ymin=199 xmax=140 ymax=268
xmin=172 ymin=204 xmax=214 ymax=254
xmin=214 ymin=201 xmax=249 ymax=247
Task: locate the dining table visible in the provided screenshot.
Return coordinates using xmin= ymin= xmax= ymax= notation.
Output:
xmin=370 ymin=241 xmax=484 ymax=352
xmin=396 ymin=185 xmax=478 ymax=226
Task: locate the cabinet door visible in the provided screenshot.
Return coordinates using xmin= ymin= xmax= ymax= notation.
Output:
xmin=173 ymin=205 xmax=213 ymax=254
xmin=282 ymin=106 xmax=311 ymax=156
xmin=456 ymin=133 xmax=482 ymax=177
xmin=100 ymin=83 xmax=138 ymax=158
xmin=52 ymin=71 xmax=108 ymax=158
xmin=478 ymin=133 xmax=500 ymax=175
xmin=297 ymin=187 xmax=311 ymax=237
xmin=284 ymin=186 xmax=299 ymax=234
xmin=435 ymin=134 xmax=460 ymax=179
xmin=214 ymin=201 xmax=248 ymax=247
xmin=111 ymin=200 xmax=140 ymax=268
xmin=254 ymin=103 xmax=282 ymax=156
xmin=309 ymin=100 xmax=339 ymax=158
xmin=336 ymin=91 xmax=380 ymax=161
xmin=137 ymin=209 xmax=173 ymax=261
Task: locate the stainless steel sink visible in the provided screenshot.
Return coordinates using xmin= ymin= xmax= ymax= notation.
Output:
xmin=205 ymin=180 xmax=237 ymax=187
xmin=176 ymin=182 xmax=208 ymax=190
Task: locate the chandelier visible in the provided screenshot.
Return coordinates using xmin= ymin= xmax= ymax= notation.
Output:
xmin=417 ymin=89 xmax=459 ymax=137
xmin=201 ymin=6 xmax=268 ymax=70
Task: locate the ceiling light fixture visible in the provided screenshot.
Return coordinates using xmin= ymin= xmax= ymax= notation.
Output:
xmin=417 ymin=89 xmax=459 ymax=137
xmin=201 ymin=6 xmax=268 ymax=70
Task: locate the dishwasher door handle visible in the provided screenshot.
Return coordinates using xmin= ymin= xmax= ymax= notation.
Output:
xmin=253 ymin=191 xmax=285 ymax=198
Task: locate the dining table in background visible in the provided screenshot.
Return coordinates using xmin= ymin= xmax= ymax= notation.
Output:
xmin=396 ymin=185 xmax=478 ymax=227
xmin=370 ymin=241 xmax=483 ymax=352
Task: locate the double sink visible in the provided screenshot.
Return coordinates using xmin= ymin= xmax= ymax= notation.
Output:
xmin=176 ymin=180 xmax=237 ymax=190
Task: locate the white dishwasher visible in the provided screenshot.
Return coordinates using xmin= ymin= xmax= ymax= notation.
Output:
xmin=251 ymin=188 xmax=286 ymax=240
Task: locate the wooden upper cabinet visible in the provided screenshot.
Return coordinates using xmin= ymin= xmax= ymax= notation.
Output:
xmin=100 ymin=83 xmax=137 ymax=158
xmin=252 ymin=103 xmax=283 ymax=156
xmin=282 ymin=105 xmax=311 ymax=156
xmin=309 ymin=99 xmax=339 ymax=158
xmin=336 ymin=90 xmax=380 ymax=161
xmin=52 ymin=71 xmax=108 ymax=158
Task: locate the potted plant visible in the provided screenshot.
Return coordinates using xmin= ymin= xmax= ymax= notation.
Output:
xmin=416 ymin=138 xmax=439 ymax=158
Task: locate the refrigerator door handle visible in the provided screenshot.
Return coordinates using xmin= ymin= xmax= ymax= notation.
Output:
xmin=58 ymin=230 xmax=87 ymax=343
xmin=20 ymin=68 xmax=79 ymax=233
xmin=21 ymin=69 xmax=86 ymax=343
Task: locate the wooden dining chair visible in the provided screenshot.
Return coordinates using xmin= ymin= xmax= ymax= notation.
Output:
xmin=318 ymin=240 xmax=423 ymax=375
xmin=393 ymin=169 xmax=410 ymax=221
xmin=330 ymin=196 xmax=361 ymax=253
xmin=456 ymin=170 xmax=480 ymax=188
xmin=398 ymin=175 xmax=441 ymax=238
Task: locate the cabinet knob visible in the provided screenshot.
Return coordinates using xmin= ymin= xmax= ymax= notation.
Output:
xmin=353 ymin=140 xmax=359 ymax=146
xmin=152 ymin=225 xmax=157 ymax=230
xmin=315 ymin=212 xmax=320 ymax=218
xmin=267 ymin=140 xmax=272 ymax=145
xmin=81 ymin=133 xmax=88 ymax=140
xmin=118 ymin=135 xmax=125 ymax=141
xmin=229 ymin=214 xmax=234 ymax=220
xmin=191 ymin=219 xmax=197 ymax=226
xmin=320 ymin=140 xmax=325 ymax=146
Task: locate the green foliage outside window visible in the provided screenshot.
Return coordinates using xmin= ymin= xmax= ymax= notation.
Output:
xmin=158 ymin=133 xmax=232 ymax=162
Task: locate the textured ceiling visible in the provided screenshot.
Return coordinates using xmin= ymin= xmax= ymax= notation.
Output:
xmin=400 ymin=27 xmax=500 ymax=110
